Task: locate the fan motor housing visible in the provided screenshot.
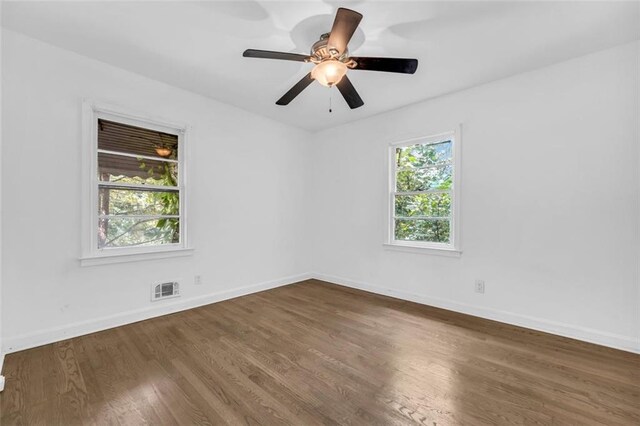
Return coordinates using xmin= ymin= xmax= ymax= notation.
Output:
xmin=310 ymin=33 xmax=350 ymax=63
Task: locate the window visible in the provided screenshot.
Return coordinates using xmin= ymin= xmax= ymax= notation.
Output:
xmin=82 ymin=102 xmax=189 ymax=264
xmin=388 ymin=129 xmax=460 ymax=253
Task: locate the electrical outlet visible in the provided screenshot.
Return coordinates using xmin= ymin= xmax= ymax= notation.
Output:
xmin=194 ymin=275 xmax=202 ymax=285
xmin=474 ymin=279 xmax=485 ymax=294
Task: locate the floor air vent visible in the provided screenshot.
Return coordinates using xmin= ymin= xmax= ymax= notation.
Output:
xmin=151 ymin=281 xmax=180 ymax=301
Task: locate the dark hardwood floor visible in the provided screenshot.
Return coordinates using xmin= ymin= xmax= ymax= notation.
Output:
xmin=1 ymin=279 xmax=638 ymax=425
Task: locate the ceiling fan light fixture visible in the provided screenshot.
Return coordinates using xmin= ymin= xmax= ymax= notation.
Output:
xmin=311 ymin=59 xmax=348 ymax=87
xmin=243 ymin=8 xmax=417 ymax=108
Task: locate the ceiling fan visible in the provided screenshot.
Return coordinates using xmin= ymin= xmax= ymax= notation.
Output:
xmin=242 ymin=7 xmax=418 ymax=109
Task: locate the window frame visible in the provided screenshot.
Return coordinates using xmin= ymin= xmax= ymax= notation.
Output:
xmin=386 ymin=127 xmax=462 ymax=255
xmin=81 ymin=100 xmax=191 ymax=266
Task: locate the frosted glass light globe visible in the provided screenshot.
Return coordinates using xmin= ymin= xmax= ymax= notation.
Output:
xmin=311 ymin=60 xmax=348 ymax=87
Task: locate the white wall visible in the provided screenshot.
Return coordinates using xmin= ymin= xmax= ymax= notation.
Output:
xmin=310 ymin=42 xmax=640 ymax=353
xmin=636 ymin=41 xmax=640 ymax=348
xmin=1 ymin=30 xmax=312 ymax=352
xmin=2 ymin=30 xmax=638 ymax=355
xmin=0 ymin=3 xmax=5 ymax=384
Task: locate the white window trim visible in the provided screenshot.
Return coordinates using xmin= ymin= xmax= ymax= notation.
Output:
xmin=385 ymin=127 xmax=462 ymax=256
xmin=80 ymin=100 xmax=192 ymax=266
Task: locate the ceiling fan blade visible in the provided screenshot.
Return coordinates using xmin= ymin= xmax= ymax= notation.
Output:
xmin=243 ymin=49 xmax=310 ymax=62
xmin=350 ymin=57 xmax=418 ymax=74
xmin=336 ymin=75 xmax=364 ymax=109
xmin=327 ymin=8 xmax=363 ymax=56
xmin=276 ymin=73 xmax=315 ymax=105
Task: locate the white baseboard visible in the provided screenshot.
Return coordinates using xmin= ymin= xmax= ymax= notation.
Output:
xmin=0 ymin=353 xmax=5 ymax=392
xmin=4 ymin=271 xmax=637 ymax=356
xmin=311 ymin=272 xmax=640 ymax=354
xmin=3 ymin=273 xmax=312 ymax=354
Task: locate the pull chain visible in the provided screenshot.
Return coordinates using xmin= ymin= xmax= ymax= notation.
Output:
xmin=329 ymin=88 xmax=333 ymax=113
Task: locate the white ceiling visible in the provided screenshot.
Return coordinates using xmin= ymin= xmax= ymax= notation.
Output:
xmin=2 ymin=1 xmax=639 ymax=132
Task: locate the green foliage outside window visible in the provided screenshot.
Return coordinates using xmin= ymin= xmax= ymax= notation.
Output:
xmin=98 ymin=160 xmax=179 ymax=248
xmin=150 ymin=162 xmax=180 ymax=243
xmin=394 ymin=141 xmax=453 ymax=244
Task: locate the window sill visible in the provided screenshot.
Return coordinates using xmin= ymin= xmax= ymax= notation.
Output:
xmin=383 ymin=243 xmax=462 ymax=257
xmin=80 ymin=247 xmax=194 ymax=267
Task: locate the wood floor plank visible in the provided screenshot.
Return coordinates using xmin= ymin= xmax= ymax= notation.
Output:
xmin=1 ymin=279 xmax=638 ymax=425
